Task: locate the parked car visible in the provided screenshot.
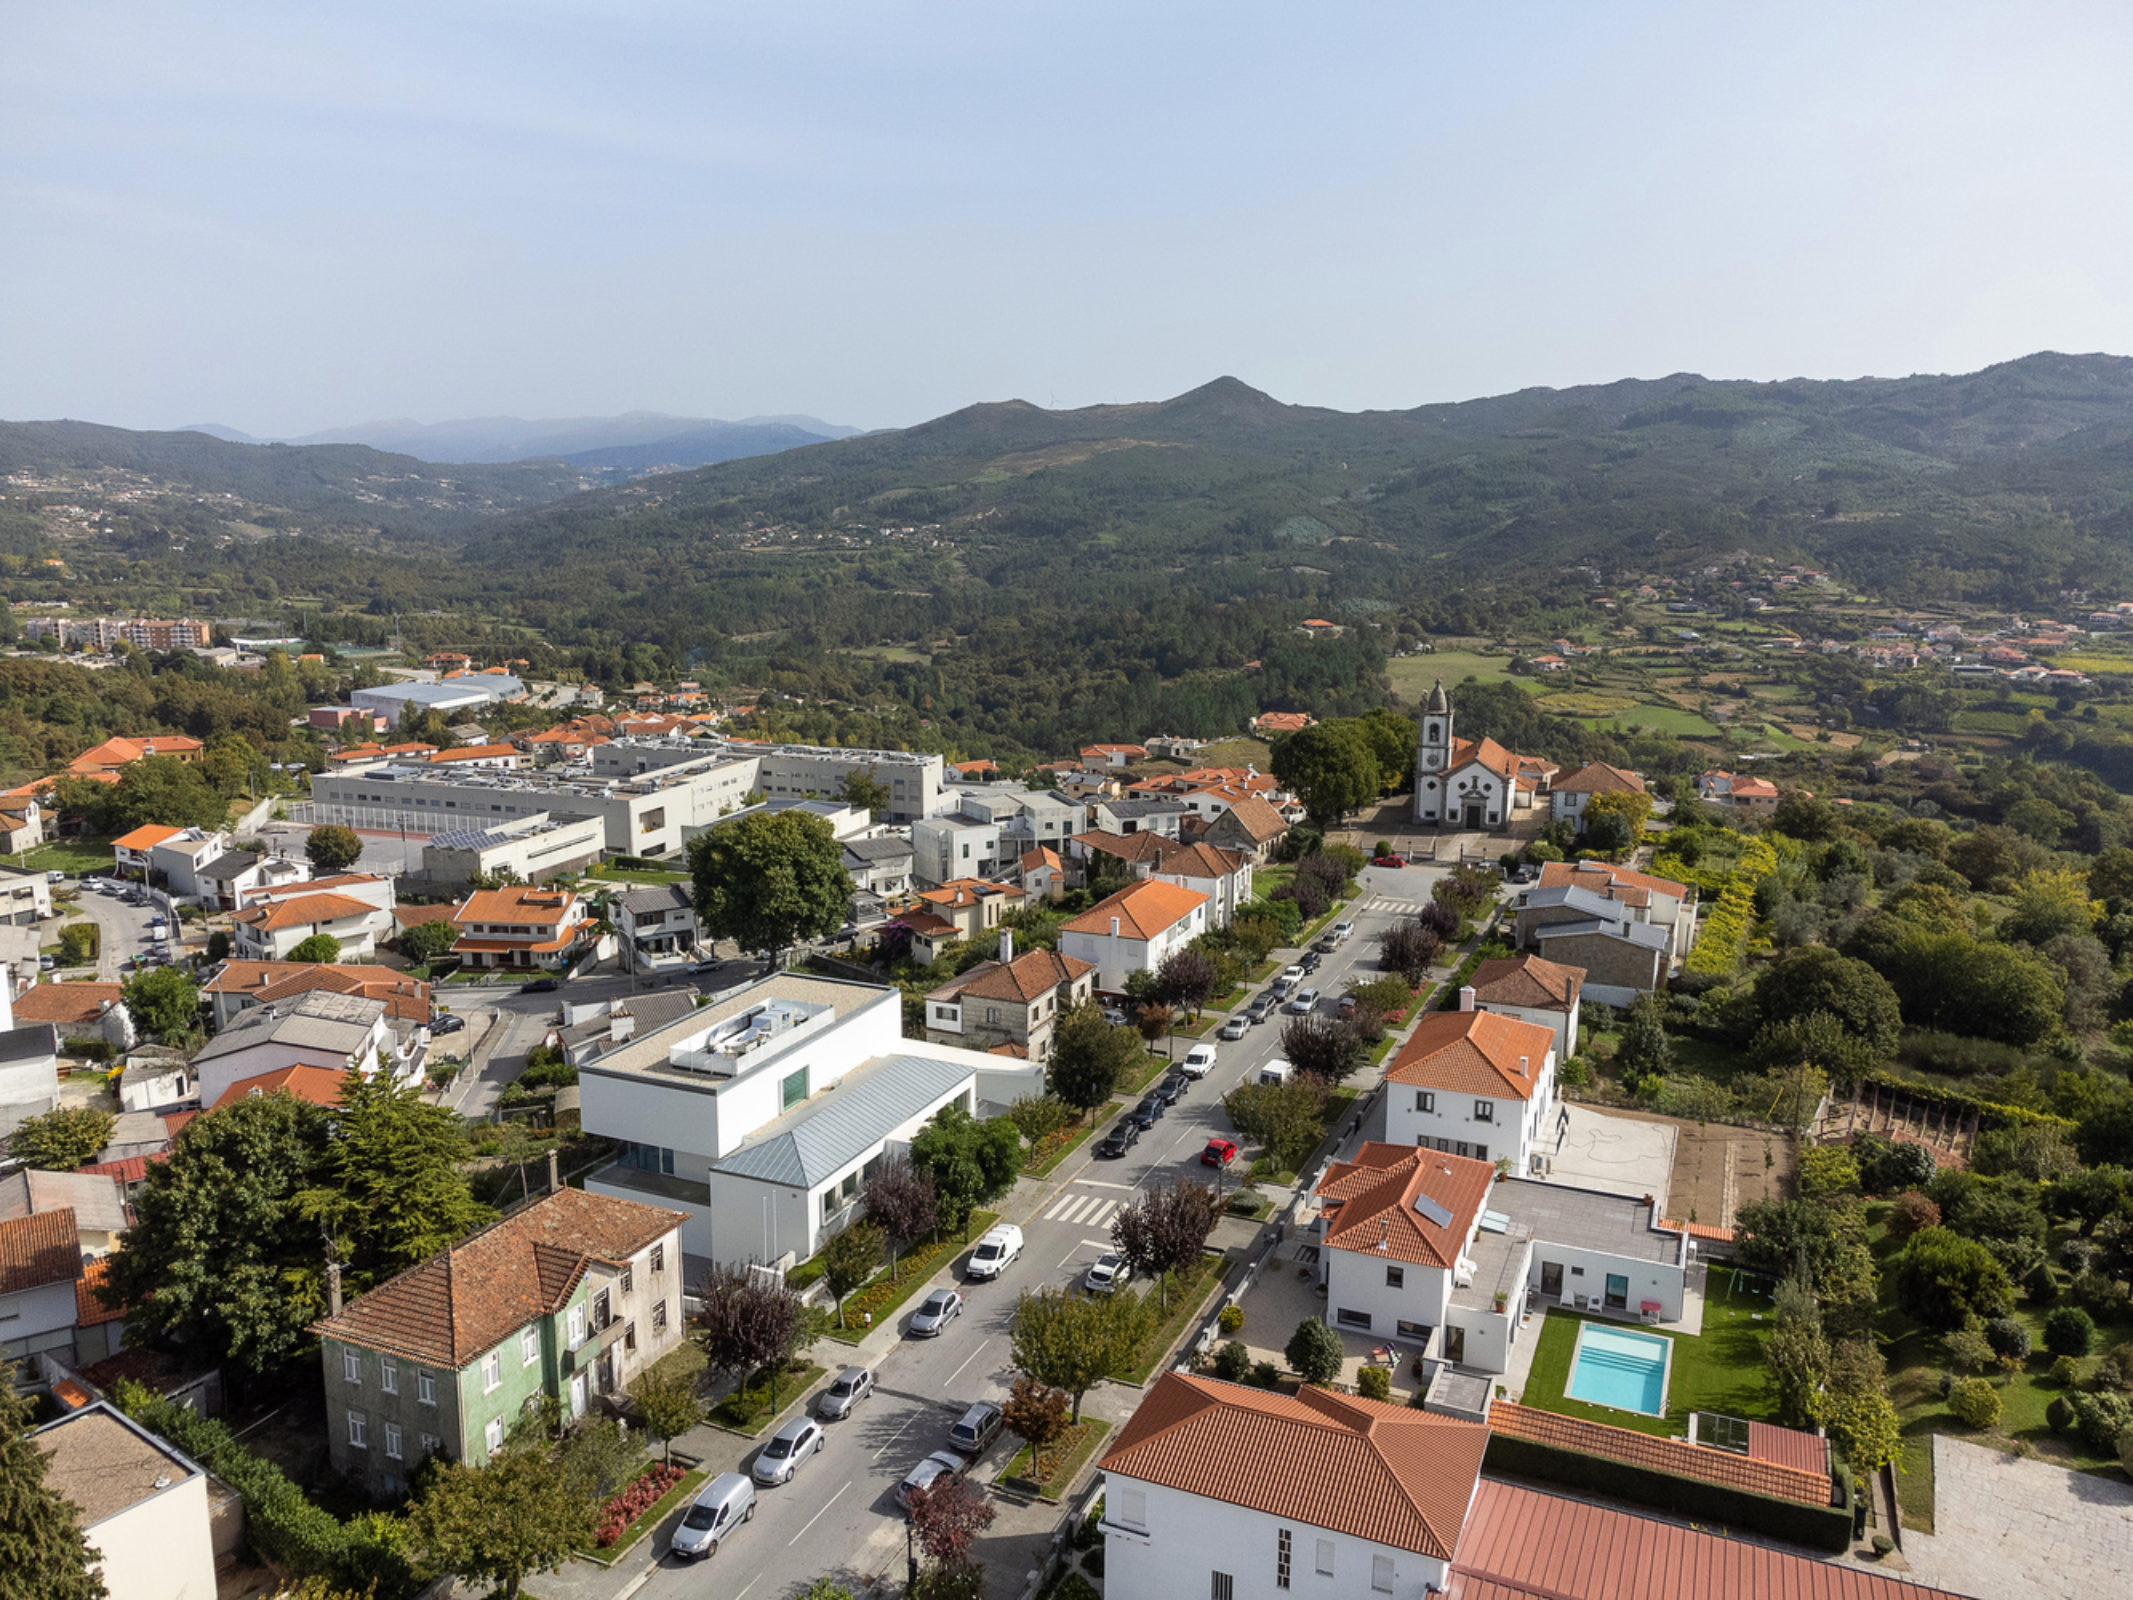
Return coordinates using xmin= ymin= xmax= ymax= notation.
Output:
xmin=1095 ymin=1122 xmax=1141 ymax=1158
xmin=1314 ymin=934 xmax=1341 ymax=954
xmin=1246 ymin=996 xmax=1277 ymax=1024
xmin=1336 ymin=994 xmax=1359 ymax=1018
xmin=818 ymin=1365 xmax=874 ymax=1419
xmin=1084 ymin=1251 xmax=1133 ymax=1293
xmin=1279 ymin=964 xmax=1306 ymax=987
xmin=967 ymin=1224 xmax=1024 ymax=1280
xmin=898 ymin=1452 xmax=964 ymax=1511
xmin=908 ymin=1288 xmax=963 ymax=1336
xmin=1331 ymin=921 xmax=1355 ymax=943
xmin=948 ymin=1400 xmax=1005 ymax=1455
xmin=670 ymin=1473 xmax=755 ymax=1559
xmin=750 ymin=1417 xmax=824 ymax=1486
xmin=687 ymin=959 xmax=722 ymax=976
xmin=1180 ymin=1043 xmax=1218 ymax=1077
xmin=519 ymin=976 xmax=560 ymax=993
xmin=431 ymin=1013 xmax=466 ymax=1036
xmin=1154 ymin=1071 xmax=1189 ymax=1104
xmin=1286 ymin=988 xmax=1321 ymax=1014
xmin=37 ymin=955 xmax=55 ymax=971
xmin=1258 ymin=1058 xmax=1295 ymax=1086
xmin=1218 ymin=1014 xmax=1249 ymax=1041
xmin=1372 ymin=855 xmax=1405 ymax=868
xmin=1201 ymin=1137 xmax=1238 ymax=1168
xmin=1126 ymin=1095 xmax=1165 ymax=1130
xmin=1101 ymin=1006 xmax=1130 ymax=1027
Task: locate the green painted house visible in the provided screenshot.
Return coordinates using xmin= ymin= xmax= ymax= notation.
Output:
xmin=311 ymin=1186 xmax=689 ymax=1496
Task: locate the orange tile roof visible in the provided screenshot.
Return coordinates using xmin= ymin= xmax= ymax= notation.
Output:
xmin=898 ymin=911 xmax=959 ymax=938
xmin=329 ymin=741 xmax=438 ymax=763
xmin=310 ymin=1187 xmax=686 ymax=1368
xmin=1154 ymin=841 xmax=1248 ymax=880
xmin=1254 ymin=711 xmax=1312 ymax=732
xmin=934 ymin=949 xmax=1094 ymax=1006
xmin=1466 ymin=954 xmax=1583 ymax=1012
xmin=917 ymin=878 xmax=1023 ymax=911
xmin=1075 ymin=829 xmax=1171 ymax=866
xmin=1099 ymin=1372 xmax=1486 ymax=1560
xmin=453 ymin=886 xmax=583 ymax=928
xmin=1551 ymin=761 xmax=1646 ymax=796
xmin=1537 ymin=860 xmax=1688 ymax=901
xmin=111 ymin=823 xmax=183 ymax=852
xmin=0 ymin=1208 xmax=83 ymax=1294
xmin=1211 ymin=793 xmax=1287 ymax=842
xmin=74 ymin=1257 xmax=125 ymax=1327
xmin=1748 ymin=1419 xmax=1831 ymax=1476
xmin=1060 ymin=879 xmax=1209 ymax=941
xmin=233 ymin=891 xmax=381 ymax=932
xmin=1486 ymin=1401 xmax=1830 ymax=1506
xmin=1080 ymin=743 xmax=1147 ymax=757
xmin=68 ymin=735 xmax=204 ymax=773
xmin=1316 ymin=1143 xmax=1494 ymax=1268
xmin=1657 ymin=1217 xmax=1736 ymax=1244
xmin=1020 ymin=846 xmax=1062 ymax=873
xmin=12 ymin=982 xmax=124 ymax=1027
xmin=50 ymin=1378 xmax=94 ymax=1410
xmin=1386 ymin=1009 xmax=1556 ymax=1100
xmin=211 ymin=1064 xmax=353 ymax=1112
xmin=241 ymin=873 xmax=387 ymax=903
xmin=426 ymin=743 xmax=520 ymax=764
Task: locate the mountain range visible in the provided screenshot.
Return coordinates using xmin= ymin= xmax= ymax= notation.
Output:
xmin=174 ymin=410 xmax=863 ymax=465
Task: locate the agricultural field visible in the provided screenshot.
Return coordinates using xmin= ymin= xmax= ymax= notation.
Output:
xmin=1389 ymin=649 xmax=1528 ymax=697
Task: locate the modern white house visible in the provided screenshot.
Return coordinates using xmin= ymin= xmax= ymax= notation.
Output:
xmin=1057 ymin=879 xmax=1211 ymax=995
xmin=613 ymin=883 xmax=700 ymax=975
xmin=580 ymin=974 xmax=1042 ymax=1266
xmin=1383 ymin=1005 xmax=1558 ymax=1172
xmin=1097 ymin=1371 xmax=1488 ymax=1600
xmin=230 ymin=873 xmax=400 ymax=962
xmin=145 ymin=829 xmax=229 ymax=899
xmin=34 ymin=1403 xmax=220 ymax=1600
xmin=1463 ymin=952 xmax=1585 ymax=1066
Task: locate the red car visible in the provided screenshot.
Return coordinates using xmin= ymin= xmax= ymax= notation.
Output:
xmin=1372 ymin=855 xmax=1405 ymax=868
xmin=1201 ymin=1138 xmax=1238 ymax=1168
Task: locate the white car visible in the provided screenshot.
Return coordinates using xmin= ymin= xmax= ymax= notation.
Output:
xmin=1180 ymin=1043 xmax=1218 ymax=1079
xmin=1279 ymin=964 xmax=1306 ymax=988
xmin=1084 ymin=1251 xmax=1133 ymax=1293
xmin=1286 ymin=987 xmax=1321 ymax=1014
xmin=967 ymin=1224 xmax=1023 ymax=1281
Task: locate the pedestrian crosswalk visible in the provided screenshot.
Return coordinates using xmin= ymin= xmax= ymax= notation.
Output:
xmin=1042 ymin=1190 xmax=1125 ymax=1231
xmin=1372 ymin=897 xmax=1434 ymax=916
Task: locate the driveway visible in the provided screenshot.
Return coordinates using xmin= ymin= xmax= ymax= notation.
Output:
xmin=1896 ymin=1435 xmax=2133 ymax=1600
xmin=54 ymin=876 xmax=160 ymax=980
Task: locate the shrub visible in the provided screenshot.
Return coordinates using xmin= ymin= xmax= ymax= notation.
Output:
xmin=2046 ymin=1395 xmax=2075 ymax=1431
xmin=594 ymin=1463 xmax=686 ymax=1547
xmin=1212 ymin=1341 xmax=1251 ymax=1382
xmin=2072 ymin=1270 xmax=2132 ymax=1318
xmin=1984 ymin=1316 xmax=2032 ymax=1364
xmin=1854 ymin=1132 xmax=1940 ymax=1195
xmin=1946 ymin=1376 xmax=2001 ymax=1429
xmin=1887 ymin=1191 xmax=1941 ymax=1242
xmin=2068 ymin=1389 xmax=2133 ymax=1455
xmin=1250 ymin=1361 xmax=1280 ymax=1389
xmin=2044 ymin=1306 xmax=2097 ymax=1358
xmin=1218 ymin=1304 xmax=1244 ymax=1334
xmin=1285 ymin=1318 xmax=1344 ymax=1387
xmin=2049 ymin=1355 xmax=2084 ymax=1388
xmin=2024 ymin=1262 xmax=2061 ymax=1305
xmin=1942 ymin=1326 xmax=1996 ymax=1375
xmin=1356 ymin=1366 xmax=1392 ymax=1402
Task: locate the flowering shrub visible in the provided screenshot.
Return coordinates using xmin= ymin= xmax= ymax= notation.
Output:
xmin=594 ymin=1463 xmax=685 ymax=1547
xmin=1025 ymin=1126 xmax=1083 ymax=1173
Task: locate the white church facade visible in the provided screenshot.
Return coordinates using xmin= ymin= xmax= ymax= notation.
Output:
xmin=1412 ymin=680 xmax=1554 ymax=829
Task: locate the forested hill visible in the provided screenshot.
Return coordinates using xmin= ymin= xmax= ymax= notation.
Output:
xmin=0 ymin=419 xmax=592 ymax=539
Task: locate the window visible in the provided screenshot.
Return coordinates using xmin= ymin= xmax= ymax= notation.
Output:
xmin=343 ymin=1350 xmax=361 ymax=1385
xmin=1415 ymin=1091 xmax=1434 ymax=1113
xmin=652 ymin=1299 xmax=668 ymax=1332
xmin=592 ymin=1289 xmax=611 ymax=1330
xmin=1372 ymin=1555 xmax=1395 ymax=1593
xmin=521 ymin=1326 xmax=540 ymax=1366
xmin=348 ymin=1411 xmax=367 ymax=1449
xmin=1211 ymin=1575 xmax=1235 ymax=1600
xmin=1316 ymin=1540 xmax=1335 ymax=1578
xmin=1385 ymin=1265 xmax=1404 ymax=1289
xmin=651 ymin=1244 xmax=665 ymax=1274
xmin=419 ymin=1432 xmax=440 ymax=1458
xmin=781 ymin=1066 xmax=809 ymax=1110
xmin=568 ymin=1306 xmax=586 ymax=1349
xmin=1396 ymin=1320 xmax=1432 ymax=1342
xmin=417 ymin=1370 xmax=436 ymax=1406
xmin=1335 ymin=1307 xmax=1372 ymax=1331
xmin=1277 ymin=1528 xmax=1292 ymax=1590
xmin=384 ymin=1422 xmax=403 ymax=1460
xmin=1474 ymin=1100 xmax=1494 ymax=1123
xmin=484 ymin=1417 xmax=504 ymax=1456
xmin=620 ymin=1266 xmax=633 ymax=1294
xmin=624 ymin=1322 xmax=637 ymax=1354
xmin=380 ymin=1360 xmax=397 ymax=1395
xmin=1113 ymin=1488 xmax=1148 ymax=1531
xmin=482 ymin=1352 xmax=501 ymax=1392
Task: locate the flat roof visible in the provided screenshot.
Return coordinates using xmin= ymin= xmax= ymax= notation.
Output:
xmin=33 ymin=1404 xmax=201 ymax=1527
xmin=1490 ymin=1178 xmax=1682 ymax=1266
xmin=578 ymin=973 xmax=890 ymax=1084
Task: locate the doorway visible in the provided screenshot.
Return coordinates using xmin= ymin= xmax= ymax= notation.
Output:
xmin=1444 ymin=1324 xmax=1466 ymax=1366
xmin=1463 ymin=802 xmax=1484 ymax=829
xmin=1540 ymin=1260 xmax=1564 ymax=1299
xmin=1604 ymin=1273 xmax=1629 ymax=1311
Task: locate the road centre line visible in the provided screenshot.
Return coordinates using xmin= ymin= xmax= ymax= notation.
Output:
xmin=871 ymin=1412 xmax=919 ymax=1460
xmin=788 ymin=1481 xmax=849 ymax=1546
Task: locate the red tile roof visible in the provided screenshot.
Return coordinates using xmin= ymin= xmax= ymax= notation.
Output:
xmin=426 ymin=743 xmax=521 ymax=764
xmin=211 ymin=1064 xmax=352 ymax=1111
xmin=111 ymin=823 xmax=183 ymax=852
xmin=203 ymin=961 xmax=431 ymax=1023
xmin=932 ymin=949 xmax=1094 ymax=1006
xmin=1061 ymin=879 xmax=1208 ymax=941
xmin=1537 ymin=860 xmax=1688 ymax=902
xmin=453 ymin=886 xmax=584 ymax=928
xmin=232 ymin=891 xmax=381 ymax=931
xmin=1386 ymin=1010 xmax=1556 ymax=1100
xmin=1075 ymin=829 xmax=1172 ymax=866
xmin=75 ymin=1257 xmax=124 ymax=1327
xmin=1153 ymin=842 xmax=1249 ymax=880
xmin=1447 ymin=1478 xmax=1964 ymax=1600
xmin=311 ymin=1187 xmax=687 ymax=1369
xmin=1657 ymin=1217 xmax=1735 ymax=1244
xmin=1466 ymin=954 xmax=1583 ymax=1012
xmin=0 ymin=1208 xmax=83 ymax=1295
xmin=69 ymin=735 xmax=204 ymax=774
xmin=12 ymin=982 xmax=124 ymax=1027
xmin=1748 ymin=1419 xmax=1831 ymax=1477
xmin=1551 ymin=761 xmax=1646 ymax=796
xmin=1315 ymin=1143 xmax=1495 ymax=1269
xmin=1099 ymin=1372 xmax=1487 ymax=1559
xmin=1211 ymin=793 xmax=1288 ymax=843
xmin=1486 ymin=1402 xmax=1831 ymax=1506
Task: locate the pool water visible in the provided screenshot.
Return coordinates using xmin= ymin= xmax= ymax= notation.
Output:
xmin=1565 ymin=1323 xmax=1671 ymax=1415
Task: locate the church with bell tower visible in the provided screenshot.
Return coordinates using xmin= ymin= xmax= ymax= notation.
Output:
xmin=1412 ymin=679 xmax=1550 ymax=829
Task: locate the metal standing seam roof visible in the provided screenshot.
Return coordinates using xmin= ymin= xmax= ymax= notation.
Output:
xmin=1532 ymin=918 xmax=1670 ymax=952
xmin=710 ymin=1053 xmax=978 ymax=1190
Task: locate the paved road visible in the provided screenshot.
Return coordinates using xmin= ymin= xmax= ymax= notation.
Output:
xmin=53 ymin=875 xmax=162 ymax=980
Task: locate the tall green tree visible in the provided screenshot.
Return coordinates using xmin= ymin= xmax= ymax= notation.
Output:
xmin=1614 ymin=994 xmax=1671 ymax=1091
xmin=120 ymin=965 xmax=200 ymax=1042
xmin=1269 ymin=721 xmax=1379 ymax=829
xmin=296 ymin=1073 xmax=493 ymax=1288
xmin=1048 ymin=1004 xmax=1141 ymax=1118
xmin=687 ymin=810 xmax=852 ymax=959
xmin=398 ymin=919 xmax=459 ymax=965
xmin=0 ymin=1361 xmax=107 ymax=1600
xmin=100 ymin=757 xmax=226 ymax=833
xmin=1222 ymin=1078 xmax=1327 ymax=1172
xmin=909 ymin=1105 xmax=1022 ymax=1238
xmin=404 ymin=1444 xmax=593 ymax=1600
xmin=1010 ymin=1285 xmax=1151 ymax=1420
xmin=837 ymin=765 xmax=892 ymax=820
xmin=1751 ymin=947 xmax=1902 ymax=1055
xmin=5 ymin=1108 xmax=115 ymax=1171
xmin=1284 ymin=1317 xmax=1344 ymax=1386
xmin=630 ymin=1370 xmax=704 ymax=1465
xmin=303 ymin=825 xmax=364 ymax=874
xmin=104 ymin=1092 xmax=331 ymax=1377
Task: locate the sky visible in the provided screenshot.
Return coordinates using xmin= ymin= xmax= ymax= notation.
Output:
xmin=5 ymin=2 xmax=2133 ymax=436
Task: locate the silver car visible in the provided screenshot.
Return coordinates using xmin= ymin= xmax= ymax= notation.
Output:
xmin=669 ymin=1472 xmax=754 ymax=1559
xmin=751 ymin=1417 xmax=824 ymax=1485
xmin=898 ymin=1450 xmax=964 ymax=1510
xmin=1083 ymin=1252 xmax=1132 ymax=1294
xmin=819 ymin=1365 xmax=873 ymax=1419
xmin=908 ymin=1288 xmax=962 ymax=1336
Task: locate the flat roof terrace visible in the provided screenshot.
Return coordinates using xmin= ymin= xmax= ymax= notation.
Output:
xmin=1490 ymin=1177 xmax=1683 ymax=1266
xmin=578 ymin=973 xmax=891 ymax=1083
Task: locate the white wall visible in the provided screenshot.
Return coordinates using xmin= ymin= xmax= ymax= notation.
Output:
xmin=87 ymin=1472 xmax=218 ymax=1600
xmin=1530 ymin=1238 xmax=1686 ymax=1322
xmin=1383 ymin=1056 xmax=1554 ymax=1169
xmin=0 ymin=1279 xmax=79 ymax=1361
xmin=1476 ymin=998 xmax=1580 ymax=1069
xmin=1321 ymin=1250 xmax=1452 ymax=1348
xmin=0 ymin=1049 xmax=60 ymax=1133
xmin=1103 ymin=1472 xmax=1449 ymax=1600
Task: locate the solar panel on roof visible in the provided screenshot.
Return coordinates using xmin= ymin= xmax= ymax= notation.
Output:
xmin=1413 ymin=1193 xmax=1454 ymax=1229
xmin=1479 ymin=1209 xmax=1511 ymax=1234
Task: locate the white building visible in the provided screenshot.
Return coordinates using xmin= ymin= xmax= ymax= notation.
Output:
xmin=230 ymin=874 xmax=399 ymax=962
xmin=1383 ymin=1006 xmax=1558 ymax=1172
xmin=0 ymin=865 xmax=53 ymax=925
xmin=34 ymin=1403 xmax=220 ymax=1600
xmin=614 ymin=883 xmax=700 ymax=975
xmin=188 ymin=990 xmax=408 ymax=1109
xmin=1463 ymin=952 xmax=1584 ymax=1066
xmin=1411 ymin=680 xmax=1550 ymax=829
xmin=581 ymin=974 xmax=1042 ymax=1266
xmin=1097 ymin=1371 xmax=1487 ymax=1600
xmin=419 ymin=811 xmax=606 ymax=888
xmin=1057 ymin=879 xmax=1211 ymax=995
xmin=0 ymin=970 xmax=61 ymax=1136
xmin=351 ymin=674 xmax=523 ymax=728
xmin=145 ymin=829 xmax=228 ymax=899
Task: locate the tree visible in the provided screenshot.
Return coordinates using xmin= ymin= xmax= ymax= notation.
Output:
xmin=630 ymin=1369 xmax=703 ymax=1464
xmin=2043 ymin=1306 xmax=2096 ymax=1358
xmin=837 ymin=765 xmax=892 ymax=821
xmin=1284 ymin=1317 xmax=1344 ymax=1386
xmin=120 ymin=965 xmax=199 ymax=1042
xmin=687 ymin=810 xmax=852 ymax=959
xmin=56 ymin=922 xmax=96 ymax=966
xmin=1583 ymin=788 xmax=1652 ymax=843
xmin=822 ymin=1220 xmax=886 ymax=1327
xmin=697 ymin=1262 xmax=808 ymax=1414
xmin=1111 ymin=1180 xmax=1222 ymax=1312
xmin=1379 ymin=920 xmax=1442 ymax=988
xmin=405 ymin=1445 xmax=592 ymax=1600
xmin=1134 ymin=1001 xmax=1173 ymax=1050
xmin=1764 ymin=1275 xmax=1830 ymax=1430
xmin=101 ymin=756 xmax=225 ymax=833
xmin=0 ymin=1360 xmax=107 ymax=1600
xmin=288 ymin=933 xmax=342 ymax=964
xmin=1049 ymin=1003 xmax=1141 ymax=1117
xmin=1822 ymin=1338 xmax=1901 ymax=1471
xmin=2001 ymin=867 xmax=2099 ymax=947
xmin=1614 ymin=994 xmax=1671 ymax=1091
xmin=398 ymin=919 xmax=459 ymax=965
xmin=1269 ymin=721 xmax=1379 ymax=828
xmin=1893 ymin=1227 xmax=2014 ymax=1330
xmin=1581 ymin=808 xmax=1635 ymax=854
xmin=1010 ymin=1285 xmax=1152 ymax=1420
xmin=295 ymin=1073 xmax=493 ymax=1288
xmin=1223 ymin=1078 xmax=1328 ymax=1172
xmin=104 ymin=1091 xmax=331 ymax=1376
xmin=303 ymin=824 xmax=364 ymax=874
xmin=862 ymin=1155 xmax=938 ymax=1283
xmin=1001 ymin=1375 xmax=1070 ymax=1452
xmin=1751 ymin=948 xmax=1903 ymax=1056
xmin=906 ymin=1472 xmax=996 ymax=1565
xmin=6 ymin=1107 xmax=114 ymax=1170
xmin=909 ymin=1104 xmax=1022 ymax=1238
xmin=1733 ymin=1196 xmax=1875 ymax=1313
xmin=1155 ymin=947 xmax=1218 ymax=1019
xmin=1771 ymin=792 xmax=1839 ymax=843
xmin=1280 ymin=1016 xmax=1365 ymax=1084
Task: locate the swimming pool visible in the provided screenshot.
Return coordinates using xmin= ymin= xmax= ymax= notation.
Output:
xmin=1564 ymin=1323 xmax=1671 ymax=1415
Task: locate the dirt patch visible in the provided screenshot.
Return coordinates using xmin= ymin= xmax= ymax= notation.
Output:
xmin=1643 ymin=1113 xmax=1795 ymax=1231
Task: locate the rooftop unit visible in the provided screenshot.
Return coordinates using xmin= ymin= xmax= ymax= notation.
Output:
xmin=668 ymin=998 xmax=833 ymax=1077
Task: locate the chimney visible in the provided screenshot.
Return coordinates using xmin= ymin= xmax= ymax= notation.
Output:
xmin=1518 ymin=1055 xmax=1529 ymax=1077
xmin=1109 ymin=916 xmax=1120 ymax=938
xmin=326 ymin=1262 xmax=343 ymax=1319
xmin=1000 ymin=929 xmax=1014 ymax=967
xmin=1458 ymin=986 xmax=1475 ymax=1012
xmin=546 ymin=1148 xmax=561 ymax=1194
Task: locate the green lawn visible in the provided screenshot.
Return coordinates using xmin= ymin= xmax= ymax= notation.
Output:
xmin=1026 ymin=1108 xmax=1117 ymax=1179
xmin=998 ymin=1418 xmax=1114 ymax=1501
xmin=1571 ymin=703 xmax=1724 ymax=739
xmin=1388 ymin=651 xmax=1522 ymax=697
xmin=15 ymin=838 xmax=116 ymax=876
xmin=586 ymin=863 xmax=691 ymax=886
xmin=709 ymin=1362 xmax=827 ymax=1436
xmin=1518 ymin=1271 xmax=1777 ymax=1438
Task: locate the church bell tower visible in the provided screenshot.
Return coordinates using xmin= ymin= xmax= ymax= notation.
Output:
xmin=1414 ymin=679 xmax=1453 ymax=823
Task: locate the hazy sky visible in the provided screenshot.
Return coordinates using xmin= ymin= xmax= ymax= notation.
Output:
xmin=6 ymin=2 xmax=2132 ymax=435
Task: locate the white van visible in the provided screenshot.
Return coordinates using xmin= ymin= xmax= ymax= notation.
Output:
xmin=670 ymin=1472 xmax=756 ymax=1559
xmin=966 ymin=1223 xmax=1024 ymax=1280
xmin=1258 ymin=1058 xmax=1294 ymax=1086
xmin=1180 ymin=1043 xmax=1218 ymax=1079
